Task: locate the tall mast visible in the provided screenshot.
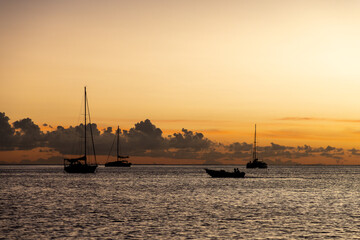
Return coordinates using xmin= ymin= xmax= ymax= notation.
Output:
xmin=253 ymin=124 xmax=257 ymax=160
xmin=84 ymin=86 xmax=87 ymax=163
xmin=117 ymin=126 xmax=119 ymax=161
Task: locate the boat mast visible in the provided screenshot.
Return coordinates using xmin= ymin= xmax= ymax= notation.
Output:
xmin=117 ymin=126 xmax=119 ymax=161
xmin=253 ymin=124 xmax=257 ymax=160
xmin=84 ymin=86 xmax=87 ymax=164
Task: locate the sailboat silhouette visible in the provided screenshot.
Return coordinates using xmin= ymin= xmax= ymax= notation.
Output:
xmin=246 ymin=124 xmax=267 ymax=169
xmin=63 ymin=87 xmax=98 ymax=173
xmin=105 ymin=126 xmax=132 ymax=167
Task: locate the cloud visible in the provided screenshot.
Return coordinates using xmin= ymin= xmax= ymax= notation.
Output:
xmin=168 ymin=128 xmax=212 ymax=150
xmin=296 ymin=145 xmax=344 ymax=159
xmin=227 ymin=142 xmax=252 ymax=152
xmin=45 ymin=119 xmax=211 ymax=159
xmin=201 ymin=148 xmax=228 ymax=161
xmin=349 ymin=148 xmax=360 ymax=156
xmin=0 ymin=112 xmax=16 ymax=150
xmin=260 ymin=143 xmax=344 ymax=160
xmin=224 ymin=141 xmax=345 ymax=163
xmin=269 ymin=142 xmax=294 ymax=151
xmin=279 ymin=117 xmax=319 ymax=121
xmin=0 ymin=112 xmax=352 ymax=164
xmin=124 ymin=119 xmax=165 ymax=153
xmin=279 ymin=117 xmax=360 ymax=123
xmin=13 ymin=117 xmax=44 ymax=150
xmin=257 ymin=143 xmax=294 ymax=159
xmin=19 ymin=156 xmax=63 ymax=164
xmin=46 ymin=125 xmax=91 ymax=155
xmin=320 ymin=152 xmax=343 ymax=160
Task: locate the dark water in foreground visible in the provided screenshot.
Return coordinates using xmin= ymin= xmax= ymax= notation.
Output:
xmin=1 ymin=165 xmax=360 ymax=239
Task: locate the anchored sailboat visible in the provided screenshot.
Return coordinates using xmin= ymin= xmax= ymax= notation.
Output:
xmin=105 ymin=126 xmax=132 ymax=167
xmin=63 ymin=87 xmax=98 ymax=173
xmin=246 ymin=124 xmax=267 ymax=169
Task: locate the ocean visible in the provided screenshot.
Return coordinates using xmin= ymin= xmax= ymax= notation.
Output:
xmin=1 ymin=165 xmax=360 ymax=239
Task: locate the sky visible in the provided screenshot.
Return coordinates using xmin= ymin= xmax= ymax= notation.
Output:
xmin=1 ymin=0 xmax=360 ymax=165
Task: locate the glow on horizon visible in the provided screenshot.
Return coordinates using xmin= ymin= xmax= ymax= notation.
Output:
xmin=1 ymin=1 xmax=360 ymax=165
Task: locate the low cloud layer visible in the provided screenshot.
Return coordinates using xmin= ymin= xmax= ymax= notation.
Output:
xmin=0 ymin=112 xmax=353 ymax=164
xmin=279 ymin=117 xmax=360 ymax=123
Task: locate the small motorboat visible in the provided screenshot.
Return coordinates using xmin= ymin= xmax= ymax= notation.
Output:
xmin=205 ymin=168 xmax=245 ymax=178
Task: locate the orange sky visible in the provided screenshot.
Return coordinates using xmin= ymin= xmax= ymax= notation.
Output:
xmin=1 ymin=1 xmax=360 ymax=164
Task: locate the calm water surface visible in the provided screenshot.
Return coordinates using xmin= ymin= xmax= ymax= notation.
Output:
xmin=1 ymin=165 xmax=360 ymax=239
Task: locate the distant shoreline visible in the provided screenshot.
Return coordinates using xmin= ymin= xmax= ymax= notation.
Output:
xmin=1 ymin=163 xmax=360 ymax=166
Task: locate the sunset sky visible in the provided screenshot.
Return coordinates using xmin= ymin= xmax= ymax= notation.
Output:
xmin=1 ymin=0 xmax=360 ymax=165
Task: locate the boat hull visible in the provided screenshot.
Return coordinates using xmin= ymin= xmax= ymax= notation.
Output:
xmin=246 ymin=161 xmax=267 ymax=169
xmin=105 ymin=161 xmax=132 ymax=167
xmin=64 ymin=164 xmax=97 ymax=173
xmin=205 ymin=168 xmax=245 ymax=178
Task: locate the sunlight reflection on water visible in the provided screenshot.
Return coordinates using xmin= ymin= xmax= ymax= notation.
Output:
xmin=1 ymin=165 xmax=360 ymax=239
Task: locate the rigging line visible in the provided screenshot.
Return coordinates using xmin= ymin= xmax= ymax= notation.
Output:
xmin=106 ymin=132 xmax=116 ymax=162
xmin=71 ymin=122 xmax=83 ymax=157
xmin=68 ymin=94 xmax=84 ymax=158
xmin=86 ymin=94 xmax=97 ymax=164
xmin=118 ymin=129 xmax=123 ymax=155
xmin=76 ymin=93 xmax=84 ymax=134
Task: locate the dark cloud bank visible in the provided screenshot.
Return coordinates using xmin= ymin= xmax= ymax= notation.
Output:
xmin=0 ymin=112 xmax=351 ymax=164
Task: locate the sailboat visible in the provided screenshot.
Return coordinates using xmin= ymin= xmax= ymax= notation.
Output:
xmin=246 ymin=124 xmax=267 ymax=169
xmin=63 ymin=87 xmax=98 ymax=173
xmin=105 ymin=126 xmax=132 ymax=167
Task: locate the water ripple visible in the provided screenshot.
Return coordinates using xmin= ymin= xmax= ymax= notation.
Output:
xmin=1 ymin=165 xmax=360 ymax=239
